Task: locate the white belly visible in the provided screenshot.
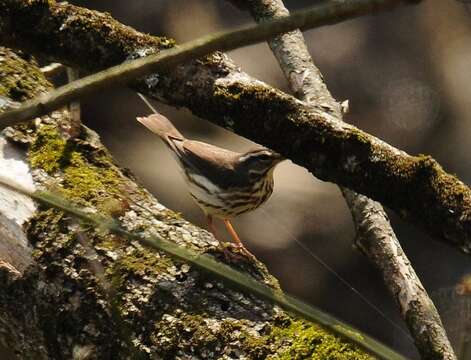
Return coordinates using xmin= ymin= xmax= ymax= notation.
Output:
xmin=185 ymin=174 xmax=274 ymax=219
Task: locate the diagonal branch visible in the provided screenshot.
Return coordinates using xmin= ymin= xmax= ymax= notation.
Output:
xmin=241 ymin=0 xmax=342 ymax=113
xmin=0 ymin=0 xmax=419 ymax=126
xmin=243 ymin=1 xmax=455 ymax=358
xmin=344 ymin=191 xmax=456 ymax=360
xmin=1 ymin=0 xmax=471 ymax=258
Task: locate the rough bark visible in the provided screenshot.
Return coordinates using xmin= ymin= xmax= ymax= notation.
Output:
xmin=0 ymin=0 xmax=470 ymax=257
xmin=242 ymin=0 xmax=456 ymax=358
xmin=243 ymin=0 xmax=342 ymax=114
xmin=344 ymin=192 xmax=456 ymax=360
xmin=0 ymin=48 xmax=376 ymax=359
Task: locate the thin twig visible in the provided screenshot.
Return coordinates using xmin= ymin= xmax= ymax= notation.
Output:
xmin=66 ymin=68 xmax=81 ymax=126
xmin=40 ymin=63 xmax=65 ymax=78
xmin=65 ymin=67 xmax=82 ymax=137
xmin=244 ymin=0 xmax=456 ymax=358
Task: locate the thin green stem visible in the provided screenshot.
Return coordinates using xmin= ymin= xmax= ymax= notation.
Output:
xmin=0 ymin=177 xmax=407 ymax=360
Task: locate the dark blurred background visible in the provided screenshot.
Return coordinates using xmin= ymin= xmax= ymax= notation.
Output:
xmin=69 ymin=1 xmax=471 ymax=358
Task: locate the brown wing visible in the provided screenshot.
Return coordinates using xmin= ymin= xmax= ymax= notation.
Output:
xmin=176 ymin=140 xmax=249 ymax=189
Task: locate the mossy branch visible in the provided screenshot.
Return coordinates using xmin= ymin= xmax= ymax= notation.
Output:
xmin=0 ymin=176 xmax=405 ymax=360
xmin=0 ymin=0 xmax=419 ymax=127
xmin=2 ymin=0 xmax=471 ymax=257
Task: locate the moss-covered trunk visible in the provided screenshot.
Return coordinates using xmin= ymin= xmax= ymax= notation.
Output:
xmin=0 ymin=48 xmax=372 ymax=359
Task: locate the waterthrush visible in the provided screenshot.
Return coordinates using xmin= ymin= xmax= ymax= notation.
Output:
xmin=136 ymin=112 xmax=283 ymax=259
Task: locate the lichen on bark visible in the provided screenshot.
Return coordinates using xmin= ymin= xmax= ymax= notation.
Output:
xmin=0 ymin=47 xmax=49 ymax=100
xmin=0 ymin=0 xmax=175 ymax=71
xmin=0 ymin=47 xmax=372 ymax=359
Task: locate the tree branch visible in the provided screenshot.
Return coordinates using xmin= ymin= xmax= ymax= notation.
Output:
xmin=344 ymin=191 xmax=456 ymax=359
xmin=243 ymin=0 xmax=456 ymax=358
xmin=0 ymin=0 xmax=418 ymax=127
xmin=2 ymin=0 xmax=471 ymax=259
xmin=241 ymin=0 xmax=342 ymax=113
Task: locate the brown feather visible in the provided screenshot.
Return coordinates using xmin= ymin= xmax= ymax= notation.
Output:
xmin=137 ymin=114 xmax=184 ymax=141
xmin=179 ymin=140 xmax=250 ymax=189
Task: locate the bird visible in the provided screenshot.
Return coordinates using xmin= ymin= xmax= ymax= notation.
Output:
xmin=136 ymin=111 xmax=284 ymax=259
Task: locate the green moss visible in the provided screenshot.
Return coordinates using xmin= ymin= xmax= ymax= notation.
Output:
xmin=114 ymin=247 xmax=174 ymax=278
xmin=149 ymin=311 xmax=372 ymax=360
xmin=5 ymin=0 xmax=174 ymax=72
xmin=29 ymin=125 xmax=69 ymax=173
xmin=269 ymin=320 xmax=372 ymax=360
xmin=387 ymin=153 xmax=470 ymax=213
xmin=27 ymin=122 xmax=177 ymax=286
xmin=63 ymin=159 xmax=118 ymax=202
xmin=412 ymin=154 xmax=470 ymax=213
xmin=213 ymin=82 xmax=288 ymax=110
xmin=151 ymin=314 xmax=258 ymax=358
xmin=27 ymin=122 xmax=182 ymax=312
xmin=29 ymin=124 xmax=123 ymax=208
xmin=28 ymin=207 xmax=67 ymax=247
xmin=212 ymin=81 xmax=296 ymax=137
xmin=348 ymin=128 xmax=371 ymax=148
xmin=0 ymin=48 xmax=50 ymax=101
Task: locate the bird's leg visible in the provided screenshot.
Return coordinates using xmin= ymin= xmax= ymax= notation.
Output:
xmin=223 ymin=219 xmax=256 ymax=260
xmin=206 ymin=215 xmax=239 ymax=261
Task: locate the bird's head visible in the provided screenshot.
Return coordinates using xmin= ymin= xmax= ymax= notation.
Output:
xmin=237 ymin=148 xmax=284 ymax=178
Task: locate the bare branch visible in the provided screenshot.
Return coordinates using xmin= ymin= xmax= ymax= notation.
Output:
xmin=245 ymin=0 xmax=342 ymax=113
xmin=242 ymin=0 xmax=456 ymax=358
xmin=344 ymin=191 xmax=456 ymax=359
xmin=2 ymin=0 xmax=471 ymax=258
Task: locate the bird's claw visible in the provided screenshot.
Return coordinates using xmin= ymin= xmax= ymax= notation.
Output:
xmin=219 ymin=243 xmax=256 ymax=263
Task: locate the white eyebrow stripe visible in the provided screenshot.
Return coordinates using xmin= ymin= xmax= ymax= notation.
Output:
xmin=239 ymin=151 xmax=271 ymax=162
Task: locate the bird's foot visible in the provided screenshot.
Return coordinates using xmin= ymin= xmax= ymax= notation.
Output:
xmin=219 ymin=243 xmax=256 ymax=263
xmin=235 ymin=244 xmax=257 ymax=261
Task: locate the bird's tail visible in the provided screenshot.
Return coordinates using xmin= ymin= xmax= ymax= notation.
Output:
xmin=136 ymin=113 xmax=184 ymax=141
